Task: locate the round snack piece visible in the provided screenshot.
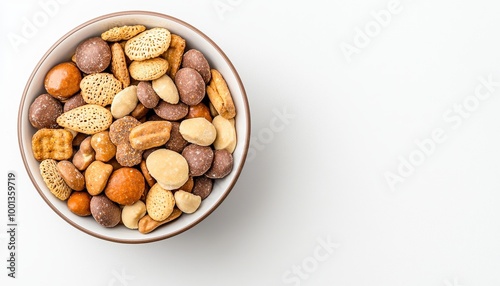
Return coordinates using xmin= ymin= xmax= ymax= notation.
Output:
xmin=152 ymin=74 xmax=179 ymax=104
xmin=175 ymin=67 xmax=205 ymax=106
xmin=174 ymin=190 xmax=201 ymax=214
xmin=39 ymin=159 xmax=72 ymax=201
xmin=104 ymin=167 xmax=145 ymax=205
xmin=179 ymin=117 xmax=217 ymax=146
xmin=67 ymin=192 xmax=92 ymax=216
xmin=115 ymin=142 xmax=144 ymax=167
xmin=56 ymin=160 xmax=85 ymax=191
xmin=146 ymin=149 xmax=189 ymax=190
xmin=63 ymin=93 xmax=86 ymax=112
xmin=44 ymin=62 xmax=82 ymax=99
xmin=90 ymin=195 xmax=121 ymax=228
xmin=29 ymin=93 xmax=63 ymax=129
xmin=125 ymin=27 xmax=171 ymax=61
xmin=153 ymin=100 xmax=188 ymax=121
xmin=75 ymin=37 xmax=112 ymax=74
xmin=182 ymin=49 xmax=211 ymax=83
xmin=137 ymin=81 xmax=160 ymax=108
xmin=109 ymin=116 xmax=141 ymax=145
xmin=205 ymin=149 xmax=234 ymax=179
xmin=146 ymin=183 xmax=175 ymax=221
xmin=181 ymin=144 xmax=214 ymax=176
xmin=121 ymin=200 xmax=147 ymax=229
xmin=129 ymin=57 xmax=169 ymax=81
xmin=165 ymin=122 xmax=188 ymax=153
xmin=192 ymin=176 xmax=213 ymax=200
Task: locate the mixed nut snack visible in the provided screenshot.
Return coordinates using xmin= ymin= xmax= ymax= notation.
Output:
xmin=29 ymin=24 xmax=237 ymax=234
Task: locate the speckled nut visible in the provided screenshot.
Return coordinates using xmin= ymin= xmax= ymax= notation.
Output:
xmin=182 ymin=49 xmax=211 ymax=83
xmin=56 ymin=160 xmax=85 ymax=191
xmin=90 ymin=131 xmax=116 ymax=162
xmin=174 ymin=190 xmax=201 ymax=214
xmin=44 ymin=62 xmax=82 ymax=100
xmin=153 ymin=100 xmax=188 ymax=121
xmin=152 ymin=74 xmax=179 ymax=104
xmin=205 ymin=149 xmax=234 ymax=179
xmin=175 ymin=67 xmax=205 ymax=106
xmin=146 ymin=149 xmax=189 ymax=190
xmin=110 ymin=85 xmax=138 ymax=119
xmin=115 ymin=141 xmax=144 ymax=167
xmin=212 ymin=115 xmax=237 ymax=153
xmin=104 ymin=167 xmax=145 ymax=205
xmin=85 ymin=160 xmax=113 ymax=196
xmin=129 ymin=121 xmax=172 ymax=150
xmin=179 ymin=117 xmax=217 ymax=146
xmin=67 ymin=191 xmax=92 ymax=216
xmin=181 ymin=144 xmax=214 ymax=176
xmin=121 ymin=200 xmax=147 ymax=229
xmin=146 ymin=183 xmax=175 ymax=221
xmin=109 ymin=116 xmax=141 ymax=145
xmin=75 ymin=37 xmax=111 ymax=74
xmin=138 ymin=208 xmax=182 ymax=234
xmin=29 ymin=93 xmax=63 ymax=129
xmin=137 ymin=81 xmax=160 ymax=108
xmin=165 ymin=122 xmax=188 ymax=153
xmin=63 ymin=93 xmax=86 ymax=112
xmin=90 ymin=195 xmax=121 ymax=228
xmin=192 ymin=176 xmax=213 ymax=200
xmin=72 ymin=136 xmax=95 ymax=171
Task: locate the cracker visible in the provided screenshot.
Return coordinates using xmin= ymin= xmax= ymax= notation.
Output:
xmin=146 ymin=183 xmax=175 ymax=221
xmin=125 ymin=28 xmax=171 ymax=61
xmin=39 ymin=159 xmax=72 ymax=200
xmin=206 ymin=69 xmax=236 ymax=119
xmin=110 ymin=43 xmax=130 ymax=88
xmin=163 ymin=34 xmax=186 ymax=78
xmin=129 ymin=58 xmax=169 ymax=81
xmin=56 ymin=104 xmax=113 ymax=135
xmin=101 ymin=25 xmax=146 ymax=42
xmin=80 ymin=73 xmax=122 ymax=106
xmin=32 ymin=129 xmax=73 ymax=161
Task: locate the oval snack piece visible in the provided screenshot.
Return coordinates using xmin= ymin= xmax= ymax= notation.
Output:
xmin=29 ymin=93 xmax=63 ymax=129
xmin=75 ymin=37 xmax=112 ymax=74
xmin=39 ymin=159 xmax=72 ymax=201
xmin=146 ymin=183 xmax=175 ymax=221
xmin=129 ymin=121 xmax=172 ymax=150
xmin=110 ymin=85 xmax=139 ymax=119
xmin=56 ymin=104 xmax=113 ymax=135
xmin=182 ymin=49 xmax=211 ymax=83
xmin=90 ymin=195 xmax=121 ymax=228
xmin=152 ymin=74 xmax=179 ymax=104
xmin=179 ymin=117 xmax=217 ymax=146
xmin=129 ymin=58 xmax=169 ymax=81
xmin=44 ymin=62 xmax=82 ymax=99
xmin=146 ymin=149 xmax=189 ymax=190
xmin=212 ymin=115 xmax=237 ymax=153
xmin=175 ymin=67 xmax=205 ymax=106
xmin=80 ymin=73 xmax=122 ymax=106
xmin=125 ymin=27 xmax=171 ymax=61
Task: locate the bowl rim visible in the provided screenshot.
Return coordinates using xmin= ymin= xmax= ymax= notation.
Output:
xmin=17 ymin=10 xmax=250 ymax=244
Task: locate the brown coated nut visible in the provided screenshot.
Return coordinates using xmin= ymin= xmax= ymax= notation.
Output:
xmin=136 ymin=81 xmax=160 ymax=108
xmin=104 ymin=167 xmax=145 ymax=205
xmin=175 ymin=67 xmax=205 ymax=106
xmin=72 ymin=136 xmax=95 ymax=170
xmin=72 ymin=133 xmax=87 ymax=147
xmin=138 ymin=208 xmax=182 ymax=234
xmin=165 ymin=121 xmax=188 ymax=153
xmin=140 ymin=160 xmax=156 ymax=187
xmin=131 ymin=102 xmax=149 ymax=119
xmin=56 ymin=160 xmax=85 ymax=191
xmin=153 ymin=100 xmax=188 ymax=121
xmin=205 ymin=149 xmax=234 ymax=179
xmin=185 ymin=102 xmax=212 ymax=122
xmin=29 ymin=93 xmax=63 ymax=129
xmin=63 ymin=93 xmax=86 ymax=112
xmin=85 ymin=160 xmax=113 ymax=196
xmin=44 ymin=62 xmax=82 ymax=99
xmin=67 ymin=191 xmax=92 ymax=216
xmin=182 ymin=49 xmax=211 ymax=83
xmin=90 ymin=195 xmax=121 ymax=228
xmin=129 ymin=121 xmax=172 ymax=150
xmin=192 ymin=176 xmax=213 ymax=200
xmin=181 ymin=144 xmax=214 ymax=176
xmin=109 ymin=116 xmax=141 ymax=145
xmin=90 ymin=131 xmax=116 ymax=162
xmin=75 ymin=37 xmax=111 ymax=74
xmin=115 ymin=142 xmax=143 ymax=167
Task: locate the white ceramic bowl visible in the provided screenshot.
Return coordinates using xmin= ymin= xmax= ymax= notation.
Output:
xmin=18 ymin=11 xmax=250 ymax=243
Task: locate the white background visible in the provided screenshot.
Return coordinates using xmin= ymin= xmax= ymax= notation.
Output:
xmin=2 ymin=0 xmax=500 ymax=285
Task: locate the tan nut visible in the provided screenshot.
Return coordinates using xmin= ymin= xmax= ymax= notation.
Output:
xmin=138 ymin=208 xmax=182 ymax=234
xmin=91 ymin=131 xmax=117 ymax=162
xmin=152 ymin=74 xmax=179 ymax=104
xmin=56 ymin=160 xmax=85 ymax=191
xmin=121 ymin=200 xmax=147 ymax=229
xmin=174 ymin=190 xmax=201 ymax=214
xmin=212 ymin=115 xmax=237 ymax=153
xmin=178 ymin=117 xmax=216 ymax=146
xmin=72 ymin=136 xmax=95 ymax=171
xmin=85 ymin=161 xmax=113 ymax=196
